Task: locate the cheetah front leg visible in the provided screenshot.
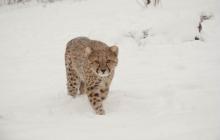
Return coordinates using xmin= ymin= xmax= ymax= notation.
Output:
xmin=99 ymin=87 xmax=109 ymax=101
xmin=87 ymin=91 xmax=105 ymax=115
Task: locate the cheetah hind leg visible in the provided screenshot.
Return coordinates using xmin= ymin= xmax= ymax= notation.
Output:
xmin=67 ymin=70 xmax=80 ymax=97
xmin=66 ymin=68 xmax=80 ymax=97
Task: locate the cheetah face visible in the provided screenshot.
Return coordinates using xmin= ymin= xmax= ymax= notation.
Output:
xmin=87 ymin=46 xmax=118 ymax=77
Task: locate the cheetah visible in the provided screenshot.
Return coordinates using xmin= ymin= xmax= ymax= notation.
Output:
xmin=65 ymin=37 xmax=118 ymax=115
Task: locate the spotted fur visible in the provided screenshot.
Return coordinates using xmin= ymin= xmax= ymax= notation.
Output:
xmin=65 ymin=37 xmax=118 ymax=115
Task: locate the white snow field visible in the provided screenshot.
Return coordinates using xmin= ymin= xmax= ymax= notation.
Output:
xmin=0 ymin=0 xmax=220 ymax=139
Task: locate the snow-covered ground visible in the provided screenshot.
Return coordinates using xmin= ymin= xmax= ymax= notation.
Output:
xmin=0 ymin=0 xmax=220 ymax=139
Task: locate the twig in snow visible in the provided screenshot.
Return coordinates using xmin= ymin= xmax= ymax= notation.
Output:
xmin=195 ymin=13 xmax=213 ymax=40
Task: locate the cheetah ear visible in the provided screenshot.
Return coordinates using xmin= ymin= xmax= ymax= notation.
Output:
xmin=110 ymin=45 xmax=118 ymax=56
xmin=85 ymin=47 xmax=92 ymax=56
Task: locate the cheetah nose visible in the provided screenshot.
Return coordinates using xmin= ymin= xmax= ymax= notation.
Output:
xmin=101 ymin=69 xmax=106 ymax=73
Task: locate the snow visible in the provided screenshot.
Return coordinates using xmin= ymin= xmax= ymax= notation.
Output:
xmin=0 ymin=0 xmax=220 ymax=139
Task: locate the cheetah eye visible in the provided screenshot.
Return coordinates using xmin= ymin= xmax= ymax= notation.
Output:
xmin=106 ymin=60 xmax=111 ymax=63
xmin=94 ymin=60 xmax=99 ymax=64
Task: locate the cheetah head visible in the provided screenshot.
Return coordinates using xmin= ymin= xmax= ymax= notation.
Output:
xmin=86 ymin=46 xmax=118 ymax=77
